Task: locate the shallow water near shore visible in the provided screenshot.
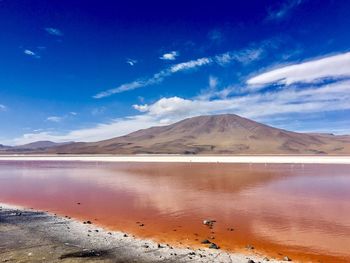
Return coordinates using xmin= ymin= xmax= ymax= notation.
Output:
xmin=0 ymin=161 xmax=349 ymax=262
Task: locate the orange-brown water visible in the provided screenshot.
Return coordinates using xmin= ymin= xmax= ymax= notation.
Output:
xmin=0 ymin=161 xmax=349 ymax=262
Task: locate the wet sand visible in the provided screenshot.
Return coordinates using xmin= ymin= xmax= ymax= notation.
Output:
xmin=0 ymin=204 xmax=279 ymax=263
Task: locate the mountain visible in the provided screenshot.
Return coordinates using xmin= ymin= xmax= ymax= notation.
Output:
xmin=48 ymin=114 xmax=350 ymax=155
xmin=0 ymin=144 xmax=11 ymax=150
xmin=0 ymin=141 xmax=72 ymax=152
xmin=16 ymin=141 xmax=67 ymax=150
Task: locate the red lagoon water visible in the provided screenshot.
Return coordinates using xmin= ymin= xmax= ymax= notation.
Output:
xmin=0 ymin=161 xmax=349 ymax=262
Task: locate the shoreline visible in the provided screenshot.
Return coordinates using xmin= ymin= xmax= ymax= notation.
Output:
xmin=1 ymin=154 xmax=350 ymax=164
xmin=0 ymin=203 xmax=282 ymax=263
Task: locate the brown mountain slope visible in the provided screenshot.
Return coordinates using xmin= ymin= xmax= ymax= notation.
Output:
xmin=48 ymin=114 xmax=350 ymax=155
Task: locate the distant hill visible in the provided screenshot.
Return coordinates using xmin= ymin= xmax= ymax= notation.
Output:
xmin=0 ymin=144 xmax=11 ymax=150
xmin=46 ymin=114 xmax=350 ymax=155
xmin=0 ymin=141 xmax=72 ymax=153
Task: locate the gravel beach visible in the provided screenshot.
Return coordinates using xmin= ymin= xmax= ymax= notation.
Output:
xmin=0 ymin=204 xmax=283 ymax=263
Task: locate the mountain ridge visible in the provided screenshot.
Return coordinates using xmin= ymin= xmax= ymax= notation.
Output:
xmin=45 ymin=114 xmax=350 ymax=155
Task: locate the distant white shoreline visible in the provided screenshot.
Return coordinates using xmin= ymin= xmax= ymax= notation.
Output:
xmin=1 ymin=155 xmax=350 ymax=164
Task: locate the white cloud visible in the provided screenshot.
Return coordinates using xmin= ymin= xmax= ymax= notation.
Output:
xmin=0 ymin=104 xmax=6 ymax=111
xmin=247 ymin=52 xmax=350 ymax=87
xmin=196 ymin=76 xmax=225 ymax=101
xmin=169 ymin=58 xmax=211 ymax=73
xmin=160 ymin=51 xmax=179 ymax=60
xmin=94 ymin=44 xmax=266 ymax=99
xmin=47 ymin=116 xmax=63 ymax=122
xmin=126 ymin=58 xmax=137 ymax=66
xmin=45 ymin=27 xmax=63 ymax=36
xmin=24 ymin=49 xmax=40 ymax=58
xmin=267 ymin=0 xmax=303 ymax=21
xmin=133 ymin=80 xmax=350 ymax=120
xmin=215 ymin=47 xmax=263 ymax=66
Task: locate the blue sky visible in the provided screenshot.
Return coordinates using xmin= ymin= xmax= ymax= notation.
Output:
xmin=1 ymin=0 xmax=350 ymax=145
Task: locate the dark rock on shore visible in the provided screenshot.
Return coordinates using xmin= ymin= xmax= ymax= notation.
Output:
xmin=59 ymin=249 xmax=109 ymax=259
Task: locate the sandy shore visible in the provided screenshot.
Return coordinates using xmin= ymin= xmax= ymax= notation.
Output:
xmin=0 ymin=204 xmax=285 ymax=263
xmin=0 ymin=154 xmax=350 ymax=164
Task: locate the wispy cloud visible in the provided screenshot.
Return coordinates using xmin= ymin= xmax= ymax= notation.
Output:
xmin=47 ymin=116 xmax=63 ymax=122
xmin=0 ymin=104 xmax=6 ymax=111
xmin=247 ymin=52 xmax=350 ymax=88
xmin=169 ymin=57 xmax=211 ymax=73
xmin=93 ymin=57 xmax=212 ymax=98
xmin=160 ymin=51 xmax=179 ymax=60
xmin=195 ymin=76 xmax=233 ymax=100
xmin=126 ymin=58 xmax=138 ymax=66
xmin=24 ymin=49 xmax=40 ymax=58
xmin=45 ymin=27 xmax=63 ymax=36
xmin=215 ymin=47 xmax=264 ymax=66
xmin=94 ymin=44 xmax=265 ymax=99
xmin=91 ymin=107 xmax=106 ymax=116
xmin=208 ymin=29 xmax=223 ymax=44
xmin=267 ymin=0 xmax=304 ymax=21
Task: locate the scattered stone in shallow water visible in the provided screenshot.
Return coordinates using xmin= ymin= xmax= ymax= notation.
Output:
xmin=157 ymin=244 xmax=164 ymax=249
xmin=95 ymin=230 xmax=99 ymax=232
xmin=283 ymin=256 xmax=292 ymax=261
xmin=201 ymin=239 xmax=211 ymax=244
xmin=123 ymin=234 xmax=128 ymax=237
xmin=247 ymin=260 xmax=255 ymax=263
xmin=263 ymin=257 xmax=270 ymax=261
xmin=203 ymin=219 xmax=216 ymax=227
xmin=208 ymin=243 xmax=219 ymax=249
xmin=86 ymin=220 xmax=92 ymax=224
xmin=246 ymin=244 xmax=255 ymax=250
